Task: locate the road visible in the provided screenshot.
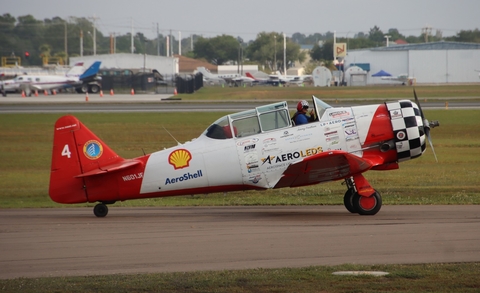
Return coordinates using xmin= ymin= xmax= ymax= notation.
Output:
xmin=0 ymin=205 xmax=479 ymax=279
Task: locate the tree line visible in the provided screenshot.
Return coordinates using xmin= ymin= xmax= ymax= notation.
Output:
xmin=1 ymin=14 xmax=479 ymax=73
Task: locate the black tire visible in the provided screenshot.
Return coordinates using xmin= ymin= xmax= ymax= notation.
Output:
xmin=343 ymin=188 xmax=357 ymax=213
xmin=79 ymin=84 xmax=89 ymax=93
xmin=93 ymin=203 xmax=108 ymax=217
xmin=89 ymin=84 xmax=100 ymax=94
xmin=352 ymin=191 xmax=382 ymax=215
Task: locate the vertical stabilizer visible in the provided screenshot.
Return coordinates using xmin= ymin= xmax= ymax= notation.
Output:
xmin=49 ymin=115 xmax=124 ymax=204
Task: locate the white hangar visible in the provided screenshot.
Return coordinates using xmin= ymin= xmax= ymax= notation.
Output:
xmin=344 ymin=42 xmax=480 ymax=85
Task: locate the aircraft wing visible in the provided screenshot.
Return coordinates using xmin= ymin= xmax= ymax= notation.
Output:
xmin=274 ymin=150 xmax=373 ymax=188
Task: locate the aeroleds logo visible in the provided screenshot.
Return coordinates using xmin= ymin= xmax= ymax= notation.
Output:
xmin=83 ymin=140 xmax=103 ymax=160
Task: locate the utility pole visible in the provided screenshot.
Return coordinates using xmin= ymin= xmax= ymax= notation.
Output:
xmin=157 ymin=23 xmax=160 ymax=56
xmin=283 ymin=33 xmax=286 ymax=77
xmin=178 ymin=31 xmax=181 ymax=56
xmin=422 ymin=26 xmax=432 ymax=43
xmin=274 ymin=35 xmax=276 ymax=72
xmin=131 ymin=18 xmax=135 ymax=53
xmin=64 ymin=22 xmax=68 ymax=64
xmin=80 ymin=30 xmax=83 ymax=57
xmin=88 ymin=15 xmax=99 ymax=55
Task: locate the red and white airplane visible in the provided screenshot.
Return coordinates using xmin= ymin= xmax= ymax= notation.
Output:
xmin=49 ymin=92 xmax=438 ymax=217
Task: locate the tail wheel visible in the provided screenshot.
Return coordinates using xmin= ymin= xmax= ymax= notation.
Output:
xmin=343 ymin=188 xmax=357 ymax=213
xmin=93 ymin=203 xmax=108 ymax=217
xmin=352 ymin=191 xmax=382 ymax=215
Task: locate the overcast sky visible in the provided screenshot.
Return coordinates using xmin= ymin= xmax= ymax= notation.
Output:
xmin=5 ymin=0 xmax=480 ymax=41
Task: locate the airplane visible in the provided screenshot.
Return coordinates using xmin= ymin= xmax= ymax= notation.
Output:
xmin=49 ymin=91 xmax=439 ymax=217
xmin=268 ymin=71 xmax=312 ymax=86
xmin=381 ymin=73 xmax=414 ymax=85
xmin=3 ymin=61 xmax=102 ymax=96
xmin=197 ymin=67 xmax=255 ymax=86
xmin=245 ymin=72 xmax=282 ymax=86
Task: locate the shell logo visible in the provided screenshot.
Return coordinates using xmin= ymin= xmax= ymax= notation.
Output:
xmin=168 ymin=149 xmax=192 ymax=169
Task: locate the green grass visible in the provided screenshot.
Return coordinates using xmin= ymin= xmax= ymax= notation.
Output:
xmin=1 ymin=263 xmax=479 ymax=293
xmin=0 ymin=110 xmax=479 ymax=208
xmin=179 ymin=84 xmax=480 ymax=101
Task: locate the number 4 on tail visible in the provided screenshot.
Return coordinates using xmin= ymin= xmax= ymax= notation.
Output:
xmin=62 ymin=144 xmax=72 ymax=158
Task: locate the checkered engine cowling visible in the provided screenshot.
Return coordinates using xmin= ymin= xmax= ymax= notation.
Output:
xmin=385 ymin=100 xmax=426 ymax=162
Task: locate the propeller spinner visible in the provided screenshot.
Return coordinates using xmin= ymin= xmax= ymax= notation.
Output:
xmin=414 ymin=89 xmax=439 ymax=162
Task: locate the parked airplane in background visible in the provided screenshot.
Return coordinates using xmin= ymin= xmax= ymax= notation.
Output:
xmin=49 ymin=91 xmax=439 ymax=217
xmin=381 ymin=74 xmax=414 ymax=85
xmin=3 ymin=61 xmax=102 ymax=96
xmin=269 ymin=71 xmax=312 ymax=85
xmin=197 ymin=67 xmax=255 ymax=86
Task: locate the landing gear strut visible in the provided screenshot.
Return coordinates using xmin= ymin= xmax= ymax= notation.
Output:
xmin=343 ymin=177 xmax=382 ymax=215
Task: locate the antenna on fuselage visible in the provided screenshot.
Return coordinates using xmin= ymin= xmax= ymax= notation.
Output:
xmin=162 ymin=126 xmax=181 ymax=145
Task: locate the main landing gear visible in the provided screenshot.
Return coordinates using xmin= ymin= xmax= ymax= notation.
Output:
xmin=93 ymin=201 xmax=116 ymax=217
xmin=343 ymin=176 xmax=382 ymax=215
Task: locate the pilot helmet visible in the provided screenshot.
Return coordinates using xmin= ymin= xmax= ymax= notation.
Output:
xmin=297 ymin=100 xmax=309 ymax=111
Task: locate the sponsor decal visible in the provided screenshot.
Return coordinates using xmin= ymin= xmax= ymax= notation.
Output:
xmin=122 ymin=172 xmax=143 ymax=182
xmin=329 ymin=110 xmax=350 ymax=118
xmin=261 ymin=147 xmax=323 ymax=165
xmin=56 ymin=123 xmax=78 ymax=131
xmin=249 ymin=174 xmax=262 ymax=184
xmin=83 ymin=140 xmax=103 ymax=160
xmin=237 ymin=138 xmax=259 ymax=147
xmin=390 ymin=110 xmax=403 ymax=119
xmin=345 ymin=129 xmax=357 ymax=136
xmin=168 ymin=149 xmax=192 ymax=170
xmin=397 ymin=131 xmax=406 ymax=140
xmin=320 ymin=119 xmax=342 ymax=127
xmin=165 ymin=170 xmax=203 ymax=185
xmin=244 ymin=144 xmax=256 ymax=152
xmin=280 ymin=130 xmax=293 ymax=138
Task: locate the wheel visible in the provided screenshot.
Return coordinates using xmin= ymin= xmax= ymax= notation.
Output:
xmin=343 ymin=188 xmax=357 ymax=213
xmin=79 ymin=84 xmax=89 ymax=93
xmin=89 ymin=84 xmax=100 ymax=93
xmin=352 ymin=191 xmax=382 ymax=215
xmin=93 ymin=203 xmax=108 ymax=217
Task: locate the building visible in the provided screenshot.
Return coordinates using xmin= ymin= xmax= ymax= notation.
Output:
xmin=70 ymin=53 xmax=178 ymax=76
xmin=344 ymin=42 xmax=480 ymax=84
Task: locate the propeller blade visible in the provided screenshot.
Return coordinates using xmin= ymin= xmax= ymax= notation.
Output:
xmin=413 ymin=89 xmax=438 ymax=163
xmin=425 ymin=128 xmax=438 ymax=163
xmin=413 ymin=89 xmax=425 ymax=120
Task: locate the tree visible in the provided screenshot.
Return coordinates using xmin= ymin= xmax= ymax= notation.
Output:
xmin=310 ymin=39 xmax=333 ymax=61
xmin=445 ymin=29 xmax=480 ymax=43
xmin=368 ymin=25 xmax=384 ymax=46
xmin=193 ymin=35 xmax=240 ymax=65
xmin=246 ymin=32 xmax=303 ymax=72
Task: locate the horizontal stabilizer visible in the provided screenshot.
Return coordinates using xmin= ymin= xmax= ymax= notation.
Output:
xmin=75 ymin=160 xmax=141 ymax=178
xmin=274 ymin=151 xmax=373 ymax=188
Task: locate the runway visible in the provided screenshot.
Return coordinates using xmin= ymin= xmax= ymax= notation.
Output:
xmin=1 ymin=94 xmax=480 ymax=113
xmin=1 ymin=205 xmax=479 ymax=279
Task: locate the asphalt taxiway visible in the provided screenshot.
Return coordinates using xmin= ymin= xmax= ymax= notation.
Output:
xmin=0 ymin=205 xmax=479 ymax=279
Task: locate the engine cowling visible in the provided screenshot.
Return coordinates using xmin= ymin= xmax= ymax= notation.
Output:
xmin=385 ymin=100 xmax=427 ymax=162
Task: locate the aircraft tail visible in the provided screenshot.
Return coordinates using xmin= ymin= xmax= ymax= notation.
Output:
xmin=65 ymin=62 xmax=85 ymax=77
xmin=79 ymin=61 xmax=101 ymax=80
xmin=196 ymin=67 xmax=213 ymax=78
xmin=49 ymin=115 xmax=132 ymax=204
xmin=245 ymin=72 xmax=257 ymax=80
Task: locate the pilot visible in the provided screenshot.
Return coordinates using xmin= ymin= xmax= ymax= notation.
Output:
xmin=292 ymin=100 xmax=315 ymax=125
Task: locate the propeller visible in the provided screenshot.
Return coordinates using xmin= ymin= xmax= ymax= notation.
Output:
xmin=414 ymin=89 xmax=439 ymax=162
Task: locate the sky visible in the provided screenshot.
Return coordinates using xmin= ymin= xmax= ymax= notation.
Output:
xmin=4 ymin=0 xmax=480 ymax=42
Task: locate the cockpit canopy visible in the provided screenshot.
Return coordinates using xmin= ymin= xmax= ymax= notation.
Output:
xmin=203 ymin=96 xmax=332 ymax=140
